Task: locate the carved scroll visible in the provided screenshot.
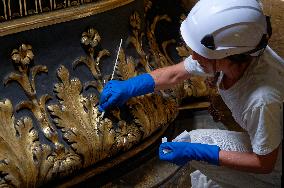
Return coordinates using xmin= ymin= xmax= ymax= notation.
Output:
xmin=144 ymin=1 xmax=212 ymax=101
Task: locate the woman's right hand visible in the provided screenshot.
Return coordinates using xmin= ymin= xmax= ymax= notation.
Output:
xmin=99 ymin=73 xmax=155 ymax=112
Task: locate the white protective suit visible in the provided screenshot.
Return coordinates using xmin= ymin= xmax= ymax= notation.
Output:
xmin=181 ymin=46 xmax=283 ymax=188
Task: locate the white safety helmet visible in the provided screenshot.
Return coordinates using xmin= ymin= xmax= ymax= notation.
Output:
xmin=180 ymin=0 xmax=272 ymax=59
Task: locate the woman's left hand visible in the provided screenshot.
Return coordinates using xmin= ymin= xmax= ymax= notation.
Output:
xmin=159 ymin=142 xmax=220 ymax=166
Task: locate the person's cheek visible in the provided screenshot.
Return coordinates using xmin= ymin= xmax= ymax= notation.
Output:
xmin=205 ymin=61 xmax=214 ymax=73
xmin=209 ymin=63 xmax=214 ymax=73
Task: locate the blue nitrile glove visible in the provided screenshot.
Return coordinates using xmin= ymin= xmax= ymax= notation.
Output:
xmin=159 ymin=142 xmax=220 ymax=166
xmin=99 ymin=73 xmax=155 ymax=112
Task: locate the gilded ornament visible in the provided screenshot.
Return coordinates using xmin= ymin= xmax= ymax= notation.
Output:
xmin=127 ymin=11 xmax=151 ymax=73
xmin=130 ymin=11 xmax=141 ymax=30
xmin=0 ymin=10 xmax=181 ymax=187
xmin=74 ymin=28 xmax=110 ymax=92
xmin=81 ymin=28 xmax=101 ymax=48
xmin=11 ymin=44 xmax=34 ymax=66
xmin=1 ymin=35 xmax=176 ymax=187
xmin=144 ymin=0 xmax=152 ymax=13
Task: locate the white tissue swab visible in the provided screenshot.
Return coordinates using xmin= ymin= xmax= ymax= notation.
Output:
xmin=162 ymin=137 xmax=171 ymax=154
xmin=162 ymin=137 xmax=168 ymax=143
xmin=100 ymin=39 xmax=123 ymax=120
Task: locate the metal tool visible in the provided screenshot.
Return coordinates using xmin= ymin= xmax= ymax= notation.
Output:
xmin=99 ymin=38 xmax=123 ymax=121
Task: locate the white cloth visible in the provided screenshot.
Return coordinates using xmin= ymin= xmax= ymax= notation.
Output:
xmin=184 ymin=55 xmax=214 ymax=77
xmin=190 ymin=170 xmax=221 ymax=188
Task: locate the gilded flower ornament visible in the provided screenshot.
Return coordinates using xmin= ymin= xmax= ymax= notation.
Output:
xmin=130 ymin=12 xmax=141 ymax=30
xmin=144 ymin=0 xmax=153 ymax=13
xmin=81 ymin=28 xmax=101 ymax=47
xmin=11 ymin=44 xmax=34 ymax=66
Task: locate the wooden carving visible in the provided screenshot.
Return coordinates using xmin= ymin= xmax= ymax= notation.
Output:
xmin=0 ymin=19 xmax=178 ymax=186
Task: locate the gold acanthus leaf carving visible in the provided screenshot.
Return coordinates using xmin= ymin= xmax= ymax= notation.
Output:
xmin=127 ymin=95 xmax=178 ymax=138
xmin=68 ymin=27 xmax=163 ymax=163
xmin=48 ymin=65 xmax=116 ymax=167
xmin=176 ymin=45 xmax=192 ymax=58
xmin=0 ymin=99 xmax=53 ymax=187
xmin=0 ymin=21 xmax=181 ymax=185
xmin=2 ymin=44 xmax=81 ymax=187
xmin=127 ymin=11 xmax=152 ymax=73
xmin=70 ymin=26 xmax=178 ymax=160
xmin=72 ymin=27 xmax=143 ymax=156
xmin=47 ymin=64 xmax=147 ymax=164
xmin=116 ymin=48 xmax=138 ymax=80
xmin=4 ymin=44 xmax=61 ymax=148
xmin=114 ymin=45 xmax=178 ymax=138
xmin=183 ymin=76 xmax=210 ymax=97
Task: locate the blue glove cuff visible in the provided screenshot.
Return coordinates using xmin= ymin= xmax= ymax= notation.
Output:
xmin=185 ymin=143 xmax=220 ymax=166
xmin=99 ymin=73 xmax=155 ymax=112
xmin=126 ymin=73 xmax=155 ymax=97
xmin=205 ymin=145 xmax=220 ymax=166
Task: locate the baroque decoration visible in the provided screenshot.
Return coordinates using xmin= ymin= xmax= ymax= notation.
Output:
xmin=0 ymin=0 xmax=220 ymax=185
xmin=144 ymin=0 xmax=211 ymax=99
xmin=0 ymin=12 xmax=179 ymax=187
